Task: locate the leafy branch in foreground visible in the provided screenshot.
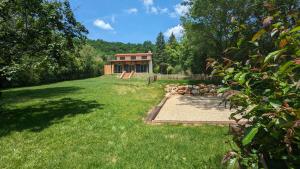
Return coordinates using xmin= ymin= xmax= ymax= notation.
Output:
xmin=210 ymin=2 xmax=300 ymax=168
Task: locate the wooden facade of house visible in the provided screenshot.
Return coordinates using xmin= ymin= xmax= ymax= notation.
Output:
xmin=104 ymin=51 xmax=153 ymax=75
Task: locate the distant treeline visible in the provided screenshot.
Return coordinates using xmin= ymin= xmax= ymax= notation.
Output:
xmin=87 ymin=39 xmax=155 ymax=61
xmin=0 ymin=0 xmax=157 ymax=88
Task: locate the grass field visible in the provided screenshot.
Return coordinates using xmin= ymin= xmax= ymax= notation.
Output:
xmin=0 ymin=76 xmax=231 ymax=169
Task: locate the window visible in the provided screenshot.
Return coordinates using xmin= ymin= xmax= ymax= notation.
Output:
xmin=120 ymin=57 xmax=125 ymax=60
xmin=142 ymin=64 xmax=148 ymax=72
xmin=136 ymin=64 xmax=148 ymax=73
xmin=136 ymin=64 xmax=141 ymax=72
xmin=131 ymin=56 xmax=136 ymax=60
xmin=142 ymin=56 xmax=147 ymax=60
xmin=114 ymin=64 xmax=122 ymax=73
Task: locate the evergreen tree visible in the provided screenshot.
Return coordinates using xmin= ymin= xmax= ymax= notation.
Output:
xmin=154 ymin=32 xmax=167 ymax=73
xmin=165 ymin=33 xmax=180 ymax=70
xmin=168 ymin=33 xmax=177 ymax=47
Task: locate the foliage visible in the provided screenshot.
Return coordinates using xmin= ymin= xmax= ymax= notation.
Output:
xmin=179 ymin=36 xmax=193 ymax=72
xmin=154 ymin=32 xmax=189 ymax=74
xmin=182 ymin=0 xmax=292 ymax=73
xmin=154 ymin=32 xmax=167 ymax=73
xmin=166 ymin=65 xmax=175 ymax=74
xmin=0 ymin=0 xmax=101 ymax=88
xmin=165 ymin=40 xmax=181 ymax=69
xmin=209 ymin=1 xmax=300 ymax=168
xmin=79 ymin=44 xmax=104 ymax=76
xmin=87 ymin=39 xmax=155 ymax=61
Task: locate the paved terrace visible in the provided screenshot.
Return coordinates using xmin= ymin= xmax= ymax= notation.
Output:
xmin=154 ymin=95 xmax=236 ymax=124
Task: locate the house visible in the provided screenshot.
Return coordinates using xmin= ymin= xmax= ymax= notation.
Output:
xmin=104 ymin=51 xmax=153 ymax=75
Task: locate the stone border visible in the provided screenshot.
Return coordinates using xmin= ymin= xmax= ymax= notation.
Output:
xmin=145 ymin=96 xmax=170 ymax=123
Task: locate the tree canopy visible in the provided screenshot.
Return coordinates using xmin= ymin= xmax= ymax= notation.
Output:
xmin=0 ymin=0 xmax=93 ymax=87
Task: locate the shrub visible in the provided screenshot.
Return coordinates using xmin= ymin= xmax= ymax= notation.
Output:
xmin=210 ymin=2 xmax=300 ymax=168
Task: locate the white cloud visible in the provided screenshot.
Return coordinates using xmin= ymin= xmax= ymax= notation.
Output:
xmin=150 ymin=6 xmax=158 ymax=14
xmin=175 ymin=3 xmax=189 ymax=16
xmin=143 ymin=0 xmax=153 ymax=6
xmin=149 ymin=7 xmax=169 ymax=14
xmin=169 ymin=1 xmax=190 ymax=18
xmin=164 ymin=25 xmax=184 ymax=38
xmin=126 ymin=8 xmax=138 ymax=14
xmin=93 ymin=19 xmax=113 ymax=30
xmin=142 ymin=0 xmax=168 ymax=15
xmin=159 ymin=7 xmax=168 ymax=14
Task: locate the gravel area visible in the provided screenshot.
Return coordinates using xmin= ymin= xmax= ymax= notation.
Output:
xmin=154 ymin=95 xmax=235 ymax=123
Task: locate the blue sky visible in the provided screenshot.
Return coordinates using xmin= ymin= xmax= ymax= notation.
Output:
xmin=69 ymin=0 xmax=188 ymax=43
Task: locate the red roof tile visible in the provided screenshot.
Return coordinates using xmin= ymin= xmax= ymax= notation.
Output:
xmin=115 ymin=52 xmax=152 ymax=57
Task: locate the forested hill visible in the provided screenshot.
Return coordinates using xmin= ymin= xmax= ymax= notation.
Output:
xmin=87 ymin=39 xmax=155 ymax=60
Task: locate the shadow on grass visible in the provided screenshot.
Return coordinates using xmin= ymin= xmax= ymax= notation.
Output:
xmin=0 ymin=98 xmax=103 ymax=137
xmin=1 ymin=86 xmax=83 ymax=102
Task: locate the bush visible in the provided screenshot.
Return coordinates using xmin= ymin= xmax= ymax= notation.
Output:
xmin=167 ymin=65 xmax=175 ymax=74
xmin=210 ymin=3 xmax=300 ymax=168
xmin=174 ymin=65 xmax=183 ymax=74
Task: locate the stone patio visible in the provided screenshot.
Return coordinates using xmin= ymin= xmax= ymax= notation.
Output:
xmin=154 ymin=95 xmax=236 ymax=124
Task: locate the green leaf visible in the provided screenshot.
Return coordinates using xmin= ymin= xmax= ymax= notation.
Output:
xmin=278 ymin=61 xmax=294 ymax=74
xmin=283 ymin=87 xmax=289 ymax=95
xmin=242 ymin=127 xmax=259 ymax=146
xmin=227 ymin=157 xmax=240 ymax=169
xmin=289 ymin=26 xmax=300 ymax=33
xmin=237 ymin=38 xmax=244 ymax=47
xmin=226 ymin=68 xmax=234 ymax=73
xmin=238 ymin=73 xmax=247 ymax=84
xmin=252 ymin=29 xmax=266 ymax=41
xmin=264 ymin=49 xmax=286 ymax=63
xmin=270 ymin=100 xmax=281 ymax=111
xmin=217 ymin=87 xmax=230 ymax=93
xmin=234 ymin=72 xmax=243 ymax=81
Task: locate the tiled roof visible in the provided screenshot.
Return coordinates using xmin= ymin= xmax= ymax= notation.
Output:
xmin=109 ymin=59 xmax=151 ymax=62
xmin=115 ymin=52 xmax=152 ymax=57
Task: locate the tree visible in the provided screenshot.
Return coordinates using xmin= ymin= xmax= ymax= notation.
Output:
xmin=87 ymin=39 xmax=155 ymax=62
xmin=142 ymin=41 xmax=154 ymax=53
xmin=168 ymin=33 xmax=177 ymax=46
xmin=165 ymin=33 xmax=181 ymax=72
xmin=0 ymin=0 xmax=88 ymax=87
xmin=182 ymin=0 xmax=272 ymax=73
xmin=179 ymin=36 xmax=193 ymax=72
xmin=79 ymin=44 xmax=103 ymax=77
xmin=154 ymin=32 xmax=167 ymax=73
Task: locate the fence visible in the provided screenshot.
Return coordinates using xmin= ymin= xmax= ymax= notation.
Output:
xmin=146 ymin=74 xmax=222 ymax=85
xmin=155 ymin=74 xmax=218 ymax=81
xmin=147 ymin=75 xmax=157 ymax=85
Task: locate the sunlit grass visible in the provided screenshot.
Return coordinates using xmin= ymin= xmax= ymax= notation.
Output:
xmin=0 ymin=76 xmax=231 ymax=169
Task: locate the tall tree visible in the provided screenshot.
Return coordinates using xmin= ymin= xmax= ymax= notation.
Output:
xmin=179 ymin=36 xmax=193 ymax=72
xmin=168 ymin=33 xmax=177 ymax=46
xmin=142 ymin=41 xmax=154 ymax=53
xmin=165 ymin=33 xmax=181 ymax=71
xmin=182 ymin=0 xmax=270 ymax=73
xmin=154 ymin=32 xmax=167 ymax=73
xmin=0 ymin=0 xmax=88 ymax=87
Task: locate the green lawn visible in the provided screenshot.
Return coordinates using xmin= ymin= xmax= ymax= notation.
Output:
xmin=0 ymin=76 xmax=231 ymax=169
